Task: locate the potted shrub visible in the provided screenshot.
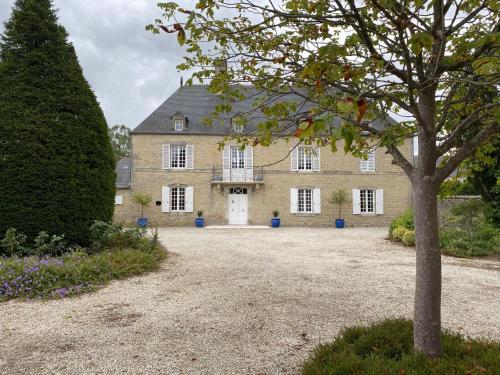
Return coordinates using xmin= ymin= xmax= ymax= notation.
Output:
xmin=271 ymin=210 xmax=281 ymax=228
xmin=331 ymin=189 xmax=349 ymax=228
xmin=195 ymin=210 xmax=205 ymax=228
xmin=133 ymin=192 xmax=152 ymax=227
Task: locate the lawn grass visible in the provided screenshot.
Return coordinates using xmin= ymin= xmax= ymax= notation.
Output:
xmin=302 ymin=319 xmax=499 ymax=375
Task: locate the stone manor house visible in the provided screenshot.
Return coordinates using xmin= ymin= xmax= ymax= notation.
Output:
xmin=114 ymin=85 xmax=413 ymax=226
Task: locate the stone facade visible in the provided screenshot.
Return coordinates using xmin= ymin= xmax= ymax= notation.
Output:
xmin=114 ymin=133 xmax=413 ymax=227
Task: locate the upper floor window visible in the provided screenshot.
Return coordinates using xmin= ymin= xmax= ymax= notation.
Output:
xmin=171 ymin=145 xmax=186 ymax=168
xmin=298 ymin=147 xmax=313 ymax=171
xmin=162 ymin=144 xmax=194 ymax=169
xmin=360 ymin=151 xmax=376 ymax=172
xmin=174 ymin=119 xmax=184 ymax=131
xmin=230 ymin=146 xmax=245 ymax=169
xmin=291 ymin=146 xmax=320 ymax=172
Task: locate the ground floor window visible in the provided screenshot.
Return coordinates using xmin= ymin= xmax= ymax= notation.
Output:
xmin=298 ymin=188 xmax=313 ymax=213
xmin=171 ymin=186 xmax=186 ymax=212
xmin=360 ymin=189 xmax=375 ymax=213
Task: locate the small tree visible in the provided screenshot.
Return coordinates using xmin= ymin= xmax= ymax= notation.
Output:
xmin=331 ymin=190 xmax=349 ymax=219
xmin=108 ymin=125 xmax=132 ymax=161
xmin=133 ymin=193 xmax=152 ymax=219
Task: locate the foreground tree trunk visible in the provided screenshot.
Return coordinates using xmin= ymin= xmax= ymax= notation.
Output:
xmin=413 ymin=87 xmax=442 ymax=356
xmin=413 ymin=178 xmax=442 ymax=357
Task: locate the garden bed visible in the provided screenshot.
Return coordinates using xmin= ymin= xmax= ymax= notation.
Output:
xmin=0 ymin=223 xmax=166 ymax=301
xmin=302 ymin=319 xmax=500 ymax=374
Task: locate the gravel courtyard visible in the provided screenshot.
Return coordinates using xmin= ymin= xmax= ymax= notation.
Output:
xmin=1 ymin=227 xmax=499 ymax=375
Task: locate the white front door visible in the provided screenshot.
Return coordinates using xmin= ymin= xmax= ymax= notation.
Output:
xmin=228 ymin=187 xmax=248 ymax=225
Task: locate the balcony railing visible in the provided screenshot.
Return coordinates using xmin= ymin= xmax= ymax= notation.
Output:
xmin=212 ymin=166 xmax=264 ymax=183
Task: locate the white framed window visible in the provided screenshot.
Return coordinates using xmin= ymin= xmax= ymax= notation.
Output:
xmin=291 ymin=187 xmax=321 ymax=214
xmin=233 ymin=123 xmax=244 ymax=133
xmin=291 ymin=146 xmax=320 ymax=172
xmin=230 ymin=146 xmax=245 ymax=169
xmin=162 ymin=186 xmax=193 ymax=213
xmin=171 ymin=186 xmax=186 ymax=212
xmin=115 ymin=195 xmax=123 ymax=205
xmin=298 ymin=147 xmax=313 ymax=171
xmin=163 ymin=144 xmax=194 ymax=169
xmin=353 ymin=188 xmax=384 ymax=215
xmin=174 ymin=119 xmax=184 ymax=131
xmin=360 ymin=189 xmax=375 ymax=213
xmin=360 ymin=151 xmax=376 ymax=172
xmin=298 ymin=188 xmax=313 ymax=213
xmin=171 ymin=145 xmax=186 ymax=168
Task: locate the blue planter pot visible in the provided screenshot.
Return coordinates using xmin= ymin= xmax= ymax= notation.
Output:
xmin=271 ymin=218 xmax=281 ymax=228
xmin=335 ymin=219 xmax=345 ymax=228
xmin=137 ymin=217 xmax=148 ymax=227
xmin=195 ymin=217 xmax=205 ymax=228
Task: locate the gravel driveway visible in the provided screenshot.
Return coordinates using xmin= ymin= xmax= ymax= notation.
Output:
xmin=1 ymin=227 xmax=499 ymax=375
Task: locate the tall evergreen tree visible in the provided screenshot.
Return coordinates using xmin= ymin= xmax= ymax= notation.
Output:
xmin=0 ymin=0 xmax=115 ymax=245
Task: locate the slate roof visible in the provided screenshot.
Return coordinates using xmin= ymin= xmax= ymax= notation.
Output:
xmin=116 ymin=157 xmax=131 ymax=189
xmin=132 ymin=85 xmax=391 ymax=135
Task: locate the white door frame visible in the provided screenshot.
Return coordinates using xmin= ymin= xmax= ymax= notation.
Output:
xmin=228 ymin=187 xmax=248 ymax=225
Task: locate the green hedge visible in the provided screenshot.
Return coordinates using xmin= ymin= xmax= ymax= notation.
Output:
xmin=302 ymin=319 xmax=499 ymax=375
xmin=0 ymin=0 xmax=115 ymax=246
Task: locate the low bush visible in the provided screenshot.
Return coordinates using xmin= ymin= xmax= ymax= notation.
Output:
xmin=389 ymin=208 xmax=414 ymax=238
xmin=0 ymin=222 xmax=165 ymax=301
xmin=389 ymin=202 xmax=499 ymax=258
xmin=302 ymin=319 xmax=500 ymax=375
xmin=402 ymin=230 xmax=416 ymax=247
xmin=0 ymin=246 xmax=164 ymax=301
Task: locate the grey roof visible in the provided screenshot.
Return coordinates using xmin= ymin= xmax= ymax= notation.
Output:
xmin=132 ymin=85 xmax=390 ymax=135
xmin=116 ymin=157 xmax=131 ymax=189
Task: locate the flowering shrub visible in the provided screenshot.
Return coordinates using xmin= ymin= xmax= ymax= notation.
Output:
xmin=0 ymin=224 xmax=165 ymax=301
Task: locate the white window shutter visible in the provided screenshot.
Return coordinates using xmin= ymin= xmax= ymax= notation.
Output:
xmin=245 ymin=146 xmax=253 ymax=181
xmin=185 ymin=186 xmax=194 ymax=212
xmin=162 ymin=186 xmax=171 ymax=212
xmin=162 ymin=144 xmax=171 ymax=169
xmin=352 ymin=189 xmax=361 ymax=214
xmin=313 ymin=188 xmax=321 ymax=214
xmin=186 ymin=144 xmax=194 ymax=169
xmin=223 ymin=146 xmax=230 ymax=180
xmin=313 ymin=147 xmax=320 ymax=171
xmin=290 ymin=188 xmax=298 ymax=213
xmin=291 ymin=147 xmax=298 ymax=171
xmin=376 ymin=189 xmax=384 ymax=214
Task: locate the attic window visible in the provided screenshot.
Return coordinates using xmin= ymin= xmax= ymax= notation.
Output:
xmin=174 ymin=119 xmax=184 ymax=131
xmin=233 ymin=123 xmax=244 ymax=133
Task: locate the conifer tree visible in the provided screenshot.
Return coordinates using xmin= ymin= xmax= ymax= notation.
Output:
xmin=0 ymin=0 xmax=115 ymax=245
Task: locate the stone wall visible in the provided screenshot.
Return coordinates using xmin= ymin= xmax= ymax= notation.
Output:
xmin=114 ymin=134 xmax=413 ymax=227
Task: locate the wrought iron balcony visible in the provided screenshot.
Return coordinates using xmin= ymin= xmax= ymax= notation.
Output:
xmin=211 ymin=166 xmax=264 ymax=184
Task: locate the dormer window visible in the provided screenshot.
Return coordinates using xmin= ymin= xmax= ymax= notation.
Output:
xmin=233 ymin=123 xmax=244 ymax=133
xmin=174 ymin=119 xmax=184 ymax=131
xmin=172 ymin=111 xmax=187 ymax=132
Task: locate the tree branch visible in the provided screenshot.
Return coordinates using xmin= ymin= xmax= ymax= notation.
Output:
xmin=436 ymin=123 xmax=499 ymax=183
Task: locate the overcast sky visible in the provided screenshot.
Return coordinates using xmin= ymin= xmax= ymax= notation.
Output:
xmin=0 ymin=0 xmax=192 ymax=129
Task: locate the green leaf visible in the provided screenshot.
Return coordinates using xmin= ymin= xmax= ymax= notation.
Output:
xmin=177 ymin=29 xmax=186 ymax=46
xmin=344 ymin=131 xmax=354 ymax=153
xmin=409 ymin=32 xmax=434 ymax=55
